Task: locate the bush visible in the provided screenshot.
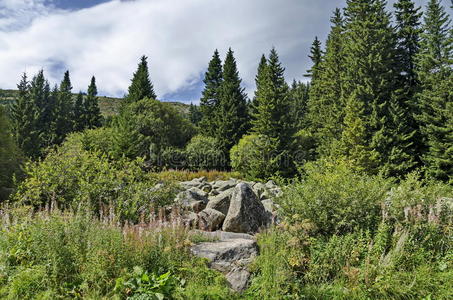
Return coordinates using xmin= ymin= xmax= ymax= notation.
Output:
xmin=12 ymin=136 xmax=178 ymax=223
xmin=0 ymin=209 xmax=232 ymax=299
xmin=185 ymin=135 xmax=226 ymax=170
xmin=230 ymin=134 xmax=283 ymax=180
xmin=279 ymin=159 xmax=391 ymax=235
xmin=80 ymin=127 xmax=116 ymax=156
xmin=112 ymin=98 xmax=196 ymax=160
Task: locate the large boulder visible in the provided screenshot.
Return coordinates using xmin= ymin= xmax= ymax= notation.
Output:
xmin=212 ymin=179 xmax=237 ymax=192
xmin=222 ymin=183 xmax=271 ymax=233
xmin=190 ymin=230 xmax=257 ymax=292
xmin=206 ymin=190 xmax=233 ymax=215
xmin=198 ymin=208 xmax=225 ymax=231
xmin=175 ymin=188 xmax=209 ymax=212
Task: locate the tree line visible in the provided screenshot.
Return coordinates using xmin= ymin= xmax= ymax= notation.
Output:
xmin=3 ymin=0 xmax=451 ymax=182
xmin=10 ymin=71 xmax=102 ymax=158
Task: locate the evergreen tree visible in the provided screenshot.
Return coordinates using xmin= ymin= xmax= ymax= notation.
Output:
xmin=84 ymin=76 xmax=102 ymax=129
xmin=28 ymin=70 xmax=51 ymax=150
xmin=54 ymin=71 xmax=74 ymax=144
xmin=215 ymin=48 xmax=249 ymax=157
xmin=252 ymin=48 xmax=294 ymax=151
xmin=339 ymin=0 xmax=415 ymax=175
xmin=73 ymin=92 xmax=85 ymax=132
xmin=289 ymin=80 xmax=309 ymax=131
xmin=199 ymin=49 xmax=223 ymax=136
xmin=416 ymin=0 xmax=452 ymax=182
xmin=305 ymin=36 xmax=323 ymax=79
xmin=10 ymin=73 xmax=40 ymax=158
xmin=306 ymin=9 xmax=346 ymax=156
xmin=393 ymin=0 xmax=424 ymax=168
xmin=188 ymin=103 xmax=202 ymax=125
xmin=126 ymin=55 xmax=157 ymax=104
xmin=251 ymin=54 xmax=268 ymax=118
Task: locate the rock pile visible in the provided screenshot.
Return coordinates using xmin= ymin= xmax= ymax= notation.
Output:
xmin=175 ymin=177 xmax=281 ymax=234
xmin=169 ymin=177 xmax=282 ymax=292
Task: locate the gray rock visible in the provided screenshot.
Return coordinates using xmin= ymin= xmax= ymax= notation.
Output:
xmin=265 ymin=180 xmax=277 ymax=189
xmin=206 ymin=190 xmax=233 ymax=215
xmin=189 ymin=230 xmax=255 ymax=241
xmin=261 ymin=199 xmax=277 ymax=213
xmin=212 ymin=180 xmax=237 ymax=192
xmin=183 ymin=212 xmax=199 ymax=227
xmin=252 ymin=182 xmax=266 ymax=199
xmin=222 ymin=183 xmax=271 ymax=233
xmin=190 ymin=234 xmax=257 ymax=292
xmin=175 ymin=189 xmax=208 ymax=212
xmin=198 ymin=208 xmax=225 ymax=231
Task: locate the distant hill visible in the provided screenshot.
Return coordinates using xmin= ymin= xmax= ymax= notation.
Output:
xmin=0 ymin=89 xmax=190 ymax=117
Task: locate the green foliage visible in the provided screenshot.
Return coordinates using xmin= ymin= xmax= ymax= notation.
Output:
xmin=112 ymin=98 xmax=195 ymax=161
xmin=185 ymin=135 xmax=226 ymax=170
xmin=125 ymin=55 xmax=157 ymax=104
xmin=279 ymin=159 xmax=391 ymax=235
xmin=200 ymin=49 xmax=223 ymax=136
xmin=84 ymin=76 xmax=103 ymax=129
xmin=12 ymin=135 xmax=178 ymax=222
xmin=114 ymin=267 xmax=179 ymax=300
xmin=215 ymin=48 xmax=249 ymax=155
xmin=0 ymin=106 xmax=22 ymax=202
xmin=230 ymin=134 xmax=282 ymax=180
xmin=54 ymin=71 xmax=74 ymax=144
xmin=73 ymin=92 xmax=85 ymax=132
xmin=0 ymin=210 xmax=232 ymax=299
xmin=415 ymin=0 xmax=452 ymax=182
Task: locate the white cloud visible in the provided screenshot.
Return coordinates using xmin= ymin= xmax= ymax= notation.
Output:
xmin=0 ymin=0 xmax=446 ymax=102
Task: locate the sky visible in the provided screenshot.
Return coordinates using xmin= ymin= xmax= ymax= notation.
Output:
xmin=0 ymin=0 xmax=451 ymax=103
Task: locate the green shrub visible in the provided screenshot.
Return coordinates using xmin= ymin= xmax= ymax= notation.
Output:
xmin=0 ymin=210 xmax=232 ymax=299
xmin=185 ymin=135 xmax=226 ymax=171
xmin=230 ymin=134 xmax=282 ymax=180
xmin=279 ymin=159 xmax=391 ymax=235
xmin=112 ymin=98 xmax=196 ymax=160
xmin=80 ymin=127 xmax=116 ymax=156
xmin=12 ymin=137 xmax=178 ymax=223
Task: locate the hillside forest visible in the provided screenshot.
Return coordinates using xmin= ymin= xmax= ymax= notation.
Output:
xmin=0 ymin=0 xmax=452 ymax=299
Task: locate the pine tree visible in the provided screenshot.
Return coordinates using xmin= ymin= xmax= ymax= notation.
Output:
xmin=252 ymin=48 xmax=293 ymax=149
xmin=393 ymin=0 xmax=423 ymax=169
xmin=189 ymin=103 xmax=202 ymax=125
xmin=251 ymin=54 xmax=268 ymax=116
xmin=84 ymin=76 xmax=102 ymax=129
xmin=28 ymin=70 xmax=51 ymax=150
xmin=305 ymin=37 xmax=323 ymax=79
xmin=199 ymin=49 xmax=223 ymax=136
xmin=289 ymin=80 xmax=309 ymax=131
xmin=10 ymin=73 xmax=40 ymax=158
xmin=73 ymin=92 xmax=85 ymax=132
xmin=126 ymin=55 xmax=157 ymax=104
xmin=54 ymin=71 xmax=74 ymax=144
xmin=215 ymin=48 xmax=249 ymax=156
xmin=339 ymin=0 xmax=414 ymax=175
xmin=416 ymin=0 xmax=452 ymax=182
xmin=306 ymin=9 xmax=346 ymax=156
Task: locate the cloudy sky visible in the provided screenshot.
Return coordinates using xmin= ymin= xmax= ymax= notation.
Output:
xmin=0 ymin=0 xmax=450 ymax=103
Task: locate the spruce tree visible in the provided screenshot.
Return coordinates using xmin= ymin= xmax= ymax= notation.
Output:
xmin=340 ymin=0 xmax=414 ymax=175
xmin=126 ymin=55 xmax=157 ymax=104
xmin=252 ymin=48 xmax=293 ymax=150
xmin=304 ymin=37 xmax=323 ymax=79
xmin=306 ymin=9 xmax=346 ymax=156
xmin=84 ymin=76 xmax=102 ymax=129
xmin=28 ymin=70 xmax=51 ymax=150
xmin=54 ymin=71 xmax=74 ymax=144
xmin=189 ymin=103 xmax=202 ymax=125
xmin=10 ymin=73 xmax=40 ymax=158
xmin=73 ymin=92 xmax=85 ymax=132
xmin=289 ymin=80 xmax=309 ymax=131
xmin=199 ymin=49 xmax=223 ymax=136
xmin=416 ymin=0 xmax=452 ymax=182
xmin=249 ymin=55 xmax=268 ymax=121
xmin=393 ymin=0 xmax=424 ymax=169
xmin=215 ymin=48 xmax=249 ymax=157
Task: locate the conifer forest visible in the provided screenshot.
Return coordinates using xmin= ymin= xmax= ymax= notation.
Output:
xmin=0 ymin=0 xmax=452 ymax=299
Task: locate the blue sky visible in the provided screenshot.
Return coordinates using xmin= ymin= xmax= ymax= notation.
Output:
xmin=0 ymin=0 xmax=451 ymax=103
